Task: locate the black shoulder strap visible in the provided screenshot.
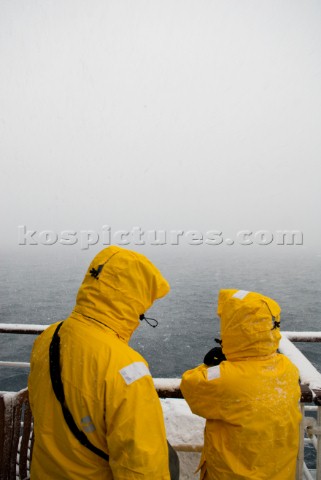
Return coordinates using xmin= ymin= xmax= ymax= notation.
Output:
xmin=49 ymin=322 xmax=109 ymax=461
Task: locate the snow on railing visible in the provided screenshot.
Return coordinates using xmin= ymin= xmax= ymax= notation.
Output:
xmin=280 ymin=334 xmax=321 ymax=393
xmin=0 ymin=324 xmax=48 ymax=334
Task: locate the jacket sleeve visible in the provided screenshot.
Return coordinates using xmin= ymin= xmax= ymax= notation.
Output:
xmin=180 ymin=364 xmax=223 ymax=420
xmin=105 ymin=365 xmax=170 ymax=480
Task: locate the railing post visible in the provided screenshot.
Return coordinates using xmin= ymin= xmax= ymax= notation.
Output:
xmin=296 ymin=404 xmax=305 ymax=480
xmin=317 ymin=405 xmax=321 ymax=480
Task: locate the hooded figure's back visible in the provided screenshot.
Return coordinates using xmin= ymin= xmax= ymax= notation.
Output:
xmin=181 ymin=289 xmax=302 ymax=480
xmin=28 ymin=246 xmax=171 ymax=480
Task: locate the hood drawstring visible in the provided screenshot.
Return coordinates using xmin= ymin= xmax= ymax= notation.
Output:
xmin=262 ymin=300 xmax=281 ymax=331
xmin=139 ymin=314 xmax=159 ymax=328
xmin=271 ymin=317 xmax=281 ymax=330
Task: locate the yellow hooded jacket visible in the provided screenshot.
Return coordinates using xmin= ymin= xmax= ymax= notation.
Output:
xmin=28 ymin=246 xmax=171 ymax=480
xmin=180 ymin=289 xmax=301 ymax=480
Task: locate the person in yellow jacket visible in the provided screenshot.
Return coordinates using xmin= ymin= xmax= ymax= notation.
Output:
xmin=28 ymin=246 xmax=176 ymax=480
xmin=180 ymin=289 xmax=302 ymax=480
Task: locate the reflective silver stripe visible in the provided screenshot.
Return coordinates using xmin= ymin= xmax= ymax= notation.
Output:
xmin=207 ymin=365 xmax=220 ymax=381
xmin=232 ymin=290 xmax=250 ymax=300
xmin=83 ymin=424 xmax=95 ymax=433
xmin=81 ymin=416 xmax=91 ymax=423
xmin=119 ymin=362 xmax=151 ymax=385
xmin=81 ymin=416 xmax=96 ymax=433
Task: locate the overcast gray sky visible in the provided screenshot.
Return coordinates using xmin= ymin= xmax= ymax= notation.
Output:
xmin=1 ymin=0 xmax=321 ymax=252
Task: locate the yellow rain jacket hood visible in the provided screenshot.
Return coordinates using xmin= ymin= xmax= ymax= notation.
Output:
xmin=218 ymin=289 xmax=281 ymax=360
xmin=29 ymin=246 xmax=171 ymax=480
xmin=181 ymin=289 xmax=301 ymax=480
xmin=75 ymin=245 xmax=170 ymax=342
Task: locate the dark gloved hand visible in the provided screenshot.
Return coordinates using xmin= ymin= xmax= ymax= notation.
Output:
xmin=203 ymin=347 xmax=226 ymax=366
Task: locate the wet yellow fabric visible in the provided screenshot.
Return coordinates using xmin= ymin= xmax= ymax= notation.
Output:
xmin=181 ymin=289 xmax=301 ymax=480
xmin=28 ymin=246 xmax=171 ymax=479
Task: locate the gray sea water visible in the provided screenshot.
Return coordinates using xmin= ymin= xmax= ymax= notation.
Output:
xmin=1 ymin=246 xmax=321 ymax=392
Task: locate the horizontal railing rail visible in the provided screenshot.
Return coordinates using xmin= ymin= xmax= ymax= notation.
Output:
xmin=1 ymin=326 xmax=321 ymax=402
xmin=1 ymin=324 xmax=321 ymax=339
xmin=0 ymin=324 xmax=48 ymax=334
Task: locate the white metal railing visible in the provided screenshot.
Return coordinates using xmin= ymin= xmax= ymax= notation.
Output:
xmin=1 ymin=325 xmax=321 ymax=479
xmin=304 ymin=405 xmax=321 ymax=480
